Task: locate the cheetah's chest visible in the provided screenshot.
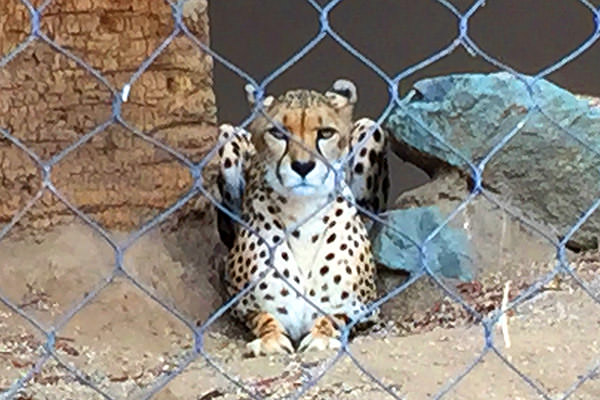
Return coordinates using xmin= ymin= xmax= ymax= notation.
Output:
xmin=285 ymin=207 xmax=334 ymax=274
xmin=266 ymin=190 xmax=355 ymax=273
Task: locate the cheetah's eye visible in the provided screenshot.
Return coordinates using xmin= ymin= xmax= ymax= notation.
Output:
xmin=317 ymin=128 xmax=337 ymax=140
xmin=266 ymin=126 xmax=288 ymax=141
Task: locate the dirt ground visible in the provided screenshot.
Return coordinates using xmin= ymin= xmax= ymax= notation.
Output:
xmin=0 ymin=217 xmax=599 ymax=400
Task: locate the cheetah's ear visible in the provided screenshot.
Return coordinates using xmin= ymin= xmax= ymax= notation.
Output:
xmin=244 ymin=84 xmax=274 ymax=109
xmin=325 ymin=79 xmax=358 ymax=111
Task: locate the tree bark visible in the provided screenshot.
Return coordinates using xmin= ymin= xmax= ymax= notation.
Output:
xmin=0 ymin=0 xmax=216 ymax=233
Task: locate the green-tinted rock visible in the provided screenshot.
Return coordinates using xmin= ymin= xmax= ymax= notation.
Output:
xmin=385 ymin=72 xmax=600 ymax=249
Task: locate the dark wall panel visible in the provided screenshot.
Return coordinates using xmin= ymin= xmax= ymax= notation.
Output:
xmin=209 ymin=0 xmax=600 ymax=194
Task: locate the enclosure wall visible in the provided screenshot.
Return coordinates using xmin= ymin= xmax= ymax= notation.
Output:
xmin=0 ymin=0 xmax=216 ymax=231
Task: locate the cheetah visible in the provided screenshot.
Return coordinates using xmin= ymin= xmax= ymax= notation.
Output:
xmin=215 ymin=79 xmax=389 ymax=356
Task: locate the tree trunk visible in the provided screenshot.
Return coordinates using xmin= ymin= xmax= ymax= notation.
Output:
xmin=0 ymin=0 xmax=216 ymax=233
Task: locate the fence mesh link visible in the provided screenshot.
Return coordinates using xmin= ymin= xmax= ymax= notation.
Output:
xmin=1 ymin=0 xmax=600 ymax=399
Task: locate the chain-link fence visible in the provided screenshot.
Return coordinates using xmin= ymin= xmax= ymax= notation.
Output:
xmin=1 ymin=0 xmax=600 ymax=399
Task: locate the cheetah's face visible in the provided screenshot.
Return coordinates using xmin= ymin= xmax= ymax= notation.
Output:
xmin=247 ymin=80 xmax=357 ymax=198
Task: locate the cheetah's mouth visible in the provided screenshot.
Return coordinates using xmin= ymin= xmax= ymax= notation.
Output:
xmin=289 ymin=182 xmax=316 ymax=194
xmin=275 ymin=162 xmax=338 ymax=197
xmin=291 ymin=182 xmax=313 ymax=188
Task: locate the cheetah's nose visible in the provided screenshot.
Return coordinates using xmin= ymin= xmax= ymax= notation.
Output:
xmin=291 ymin=160 xmax=316 ymax=178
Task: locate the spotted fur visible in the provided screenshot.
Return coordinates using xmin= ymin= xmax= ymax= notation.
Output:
xmin=216 ymin=79 xmax=389 ymax=355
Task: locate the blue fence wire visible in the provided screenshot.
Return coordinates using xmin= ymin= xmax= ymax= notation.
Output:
xmin=1 ymin=0 xmax=600 ymax=399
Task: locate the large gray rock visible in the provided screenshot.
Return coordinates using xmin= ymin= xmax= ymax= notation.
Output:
xmin=385 ymin=72 xmax=600 ymax=250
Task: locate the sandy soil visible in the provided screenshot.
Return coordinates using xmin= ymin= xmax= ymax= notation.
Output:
xmin=0 ymin=219 xmax=598 ymax=400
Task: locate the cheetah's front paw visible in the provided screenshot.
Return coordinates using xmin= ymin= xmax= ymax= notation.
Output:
xmin=298 ymin=316 xmax=342 ymax=353
xmin=246 ymin=312 xmax=294 ymax=356
xmin=298 ymin=332 xmax=342 ymax=353
xmin=246 ymin=333 xmax=294 ymax=357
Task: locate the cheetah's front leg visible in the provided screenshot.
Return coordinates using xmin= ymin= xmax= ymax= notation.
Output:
xmin=246 ymin=312 xmax=294 ymax=356
xmin=348 ymin=117 xmax=389 ymax=215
